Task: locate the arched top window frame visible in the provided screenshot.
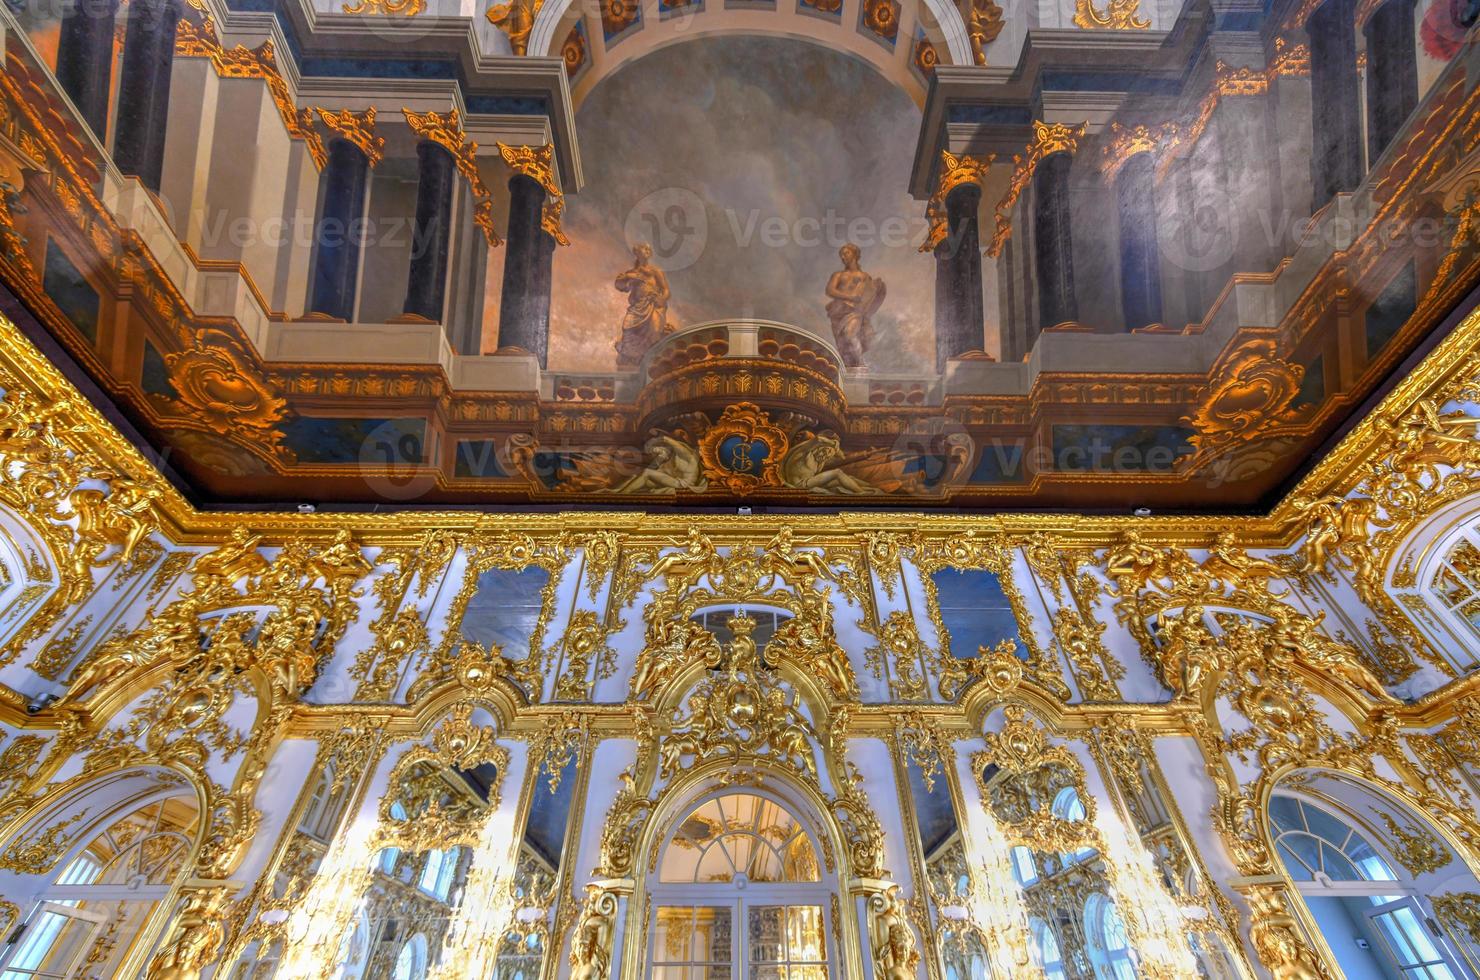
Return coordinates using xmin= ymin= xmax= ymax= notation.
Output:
xmin=655 ymin=789 xmax=825 ymax=887
xmin=1268 ymin=792 xmax=1402 ymax=888
xmin=1084 ymin=892 xmax=1137 ymax=980
xmin=392 ymin=932 xmax=428 ymax=980
xmin=1382 ymin=500 xmax=1480 ymax=677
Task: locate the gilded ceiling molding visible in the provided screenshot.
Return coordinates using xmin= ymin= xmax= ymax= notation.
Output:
xmin=1268 ymin=36 xmax=1312 ymax=78
xmin=986 ymin=120 xmax=1087 ymax=258
xmin=174 ymin=18 xmax=327 ymax=170
xmin=913 ymin=35 xmax=940 ymax=77
xmin=487 ymin=0 xmax=545 ymax=55
xmin=497 ymin=142 xmax=571 ymax=245
xmin=562 ymin=24 xmax=587 ymax=76
xmin=149 ymin=332 xmax=293 ymax=457
xmin=314 ymin=107 xmax=386 ymax=168
xmin=1072 ymin=0 xmax=1148 ymax=29
xmin=861 ymin=0 xmax=903 ymax=43
xmin=403 ymin=108 xmax=504 ymax=248
xmin=1 ymin=302 xmax=1479 ymax=551
xmin=919 ymin=150 xmax=995 ymax=253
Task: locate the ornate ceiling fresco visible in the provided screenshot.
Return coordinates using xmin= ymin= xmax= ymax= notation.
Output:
xmin=0 ymin=0 xmax=1477 ymax=510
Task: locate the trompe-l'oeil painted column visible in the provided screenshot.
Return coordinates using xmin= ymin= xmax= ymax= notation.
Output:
xmin=1115 ymin=153 xmax=1162 ymax=331
xmin=1365 ymin=0 xmax=1419 ymax=163
xmin=497 ymin=173 xmax=556 ymax=366
xmin=403 ymin=140 xmax=457 ymax=322
xmin=1308 ymin=0 xmax=1363 ymax=208
xmin=933 ymin=182 xmax=986 ymax=371
xmin=56 ymin=0 xmax=120 ymax=140
xmin=114 ymin=0 xmax=181 ymax=192
xmin=1034 ymin=150 xmax=1077 ymax=330
xmin=309 ymin=139 xmax=372 ymax=321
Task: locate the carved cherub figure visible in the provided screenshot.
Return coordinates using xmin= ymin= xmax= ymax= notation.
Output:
xmin=307 ymin=530 xmax=373 ymax=586
xmin=62 ymin=594 xmax=205 ymax=702
xmin=147 ymin=887 xmax=232 ymax=980
xmin=1103 ymin=530 xmax=1167 ymax=595
xmin=1201 ymin=531 xmax=1287 ymax=593
xmin=646 ymin=528 xmax=721 ymax=593
xmin=191 ymin=526 xmax=270 ymax=587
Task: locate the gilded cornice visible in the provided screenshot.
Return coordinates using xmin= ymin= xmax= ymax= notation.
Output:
xmin=497 ymin=142 xmax=570 ymax=245
xmin=314 ymin=107 xmax=386 ymax=168
xmin=0 ymin=294 xmax=1476 ymax=548
xmin=174 ymin=18 xmax=327 ymax=170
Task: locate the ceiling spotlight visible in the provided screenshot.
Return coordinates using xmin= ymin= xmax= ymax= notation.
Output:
xmin=1133 ymin=507 xmax=1152 ymax=517
xmin=737 ymin=506 xmax=753 ymax=516
xmin=298 ymin=503 xmax=317 ymax=514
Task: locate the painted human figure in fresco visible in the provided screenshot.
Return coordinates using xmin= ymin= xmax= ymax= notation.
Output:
xmin=825 ymin=243 xmax=886 ymax=369
xmin=614 ymin=243 xmax=675 ymax=368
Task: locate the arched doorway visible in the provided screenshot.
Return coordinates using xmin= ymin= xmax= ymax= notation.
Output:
xmin=0 ymin=787 xmax=199 ymax=979
xmin=1270 ymin=788 xmax=1479 ymax=980
xmin=646 ymin=790 xmax=833 ymax=978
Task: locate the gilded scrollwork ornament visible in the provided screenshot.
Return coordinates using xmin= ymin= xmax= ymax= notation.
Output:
xmin=314 ymin=107 xmax=385 ymax=167
xmin=988 ymin=120 xmax=1087 ymax=258
xmin=1072 ymin=0 xmax=1149 ymax=29
xmin=920 ymin=150 xmax=994 ymax=253
xmin=497 ymin=142 xmax=569 ymax=245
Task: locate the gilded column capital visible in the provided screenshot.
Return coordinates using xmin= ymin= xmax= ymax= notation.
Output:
xmin=919 ymin=150 xmax=994 ymax=253
xmin=987 ymin=119 xmax=1087 ymax=258
xmin=497 ymin=141 xmax=571 ymax=245
xmin=314 ymin=106 xmax=386 ymax=168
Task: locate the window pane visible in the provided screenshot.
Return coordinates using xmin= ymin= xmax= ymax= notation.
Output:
xmin=654 ymin=907 xmax=732 ymax=965
xmin=785 ymin=907 xmax=825 ymax=961
xmin=749 ymin=906 xmax=786 ymax=963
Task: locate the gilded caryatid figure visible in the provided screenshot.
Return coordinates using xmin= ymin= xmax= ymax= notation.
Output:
xmin=145 ymin=887 xmax=231 ymax=980
xmin=614 ymin=243 xmax=675 ymax=369
xmin=868 ymin=885 xmax=921 ymax=980
xmin=569 ymin=885 xmax=619 ymax=980
xmin=825 ymin=243 xmax=886 ymax=369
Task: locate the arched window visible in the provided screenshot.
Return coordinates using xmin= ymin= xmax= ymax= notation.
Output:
xmin=1032 ymin=917 xmax=1068 ymax=980
xmin=659 ymin=794 xmax=819 ymax=884
xmin=1053 ymin=787 xmax=1097 ymax=864
xmin=374 ymin=801 xmax=408 ymax=878
xmin=1270 ymin=792 xmax=1477 ymax=980
xmin=0 ymin=791 xmax=198 ymax=980
xmin=417 ymin=847 xmax=461 ymax=902
xmin=391 ymin=933 xmax=428 ymax=980
xmin=1270 ymin=795 xmax=1397 ymax=883
xmin=1010 ymin=845 xmax=1038 ymax=885
xmin=335 ymin=909 xmax=372 ymax=980
xmin=1085 ymin=893 xmax=1136 ymax=980
xmin=1420 ymin=530 xmax=1480 ymax=672
xmin=649 ymin=792 xmax=831 ymax=977
xmin=299 ymin=764 xmax=350 ymax=842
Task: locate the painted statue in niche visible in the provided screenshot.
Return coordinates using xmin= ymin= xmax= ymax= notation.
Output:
xmin=614 ymin=243 xmax=676 ymax=368
xmin=825 ymin=244 xmax=887 ymax=369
